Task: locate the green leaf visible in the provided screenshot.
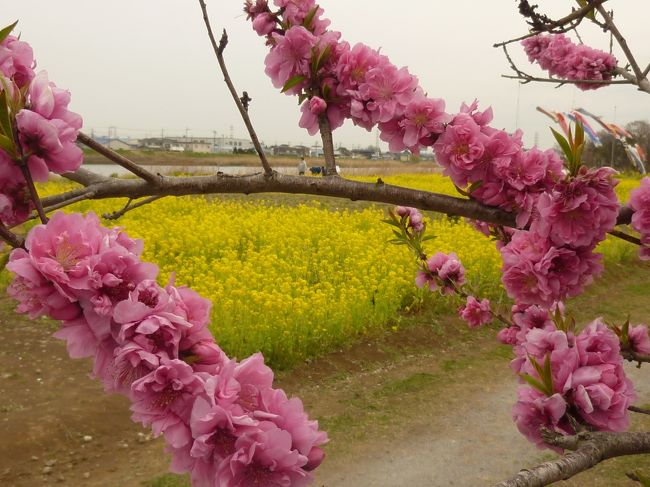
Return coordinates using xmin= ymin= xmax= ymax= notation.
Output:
xmin=388 ymin=239 xmax=407 ymax=245
xmin=528 ymin=355 xmax=545 ymax=381
xmin=0 ymin=252 xmax=8 ymax=271
xmin=311 ymin=44 xmax=332 ymax=74
xmin=574 ymin=121 xmax=585 ymax=148
xmin=468 ymin=180 xmax=483 ymax=194
xmin=281 ymin=75 xmax=306 ymax=93
xmin=0 ymin=133 xmax=15 ymax=155
xmin=421 ymin=235 xmax=437 ymax=241
xmin=381 ymin=218 xmax=401 ymax=228
xmin=454 ymin=184 xmax=470 ymax=197
xmin=551 ymin=128 xmax=573 ymax=164
xmin=0 ymin=90 xmax=12 ymax=138
xmin=543 ymin=354 xmax=554 ymax=393
xmin=302 ymin=6 xmax=319 ymax=30
xmin=520 ymin=374 xmax=549 ymax=395
xmin=0 ymin=21 xmax=18 ymax=45
xmin=575 ymin=0 xmax=596 ymax=21
xmin=621 ymin=317 xmax=630 ymax=346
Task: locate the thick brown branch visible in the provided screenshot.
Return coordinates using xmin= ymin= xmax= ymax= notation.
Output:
xmin=318 ymin=115 xmax=338 ymax=176
xmin=40 ymin=171 xmax=518 ymax=227
xmin=494 ymin=431 xmax=650 ymax=487
xmin=198 ymin=0 xmax=273 ymax=176
xmin=77 ymin=133 xmax=161 ymax=183
xmin=37 ymin=169 xmax=642 ymax=233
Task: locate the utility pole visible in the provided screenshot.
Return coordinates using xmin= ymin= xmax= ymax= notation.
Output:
xmin=610 ymin=106 xmax=617 ymax=167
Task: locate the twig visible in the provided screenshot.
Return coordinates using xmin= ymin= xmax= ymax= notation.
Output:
xmin=77 ymin=132 xmax=162 ymax=184
xmin=643 ymin=63 xmax=650 ymax=78
xmin=595 ymin=5 xmax=642 ymax=80
xmin=18 ymin=163 xmax=48 ymax=224
xmin=0 ymin=223 xmax=24 ymax=248
xmin=596 ymin=5 xmax=650 ymax=95
xmin=198 ymin=0 xmax=273 ymax=176
xmin=494 ymin=0 xmax=607 ymax=48
xmin=501 ymin=74 xmax=632 ymax=86
xmin=318 ymin=114 xmax=338 ymax=176
xmin=608 ymin=230 xmax=642 ymax=246
xmin=494 ymin=430 xmax=650 ymax=487
xmin=12 ymin=124 xmax=48 ymax=224
xmin=629 ymin=406 xmax=650 ymax=416
xmin=102 ymin=195 xmax=164 ymax=220
xmin=622 ymin=349 xmax=650 ymax=365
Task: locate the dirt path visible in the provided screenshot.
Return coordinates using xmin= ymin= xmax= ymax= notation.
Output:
xmin=314 ymin=362 xmax=649 ymax=487
xmin=315 ymin=365 xmax=539 ymax=486
xmin=1 ymin=263 xmax=650 ymax=487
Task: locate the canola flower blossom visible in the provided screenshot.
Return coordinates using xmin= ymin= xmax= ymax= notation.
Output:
xmin=32 ymin=177 xmax=506 ymax=366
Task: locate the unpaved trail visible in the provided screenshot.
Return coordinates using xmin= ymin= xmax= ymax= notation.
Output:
xmin=2 ymin=261 xmax=650 ymax=487
xmin=316 ymin=373 xmax=538 ymax=487
xmin=315 ymin=363 xmax=650 ymax=487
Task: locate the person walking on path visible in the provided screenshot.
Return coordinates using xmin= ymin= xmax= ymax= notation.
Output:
xmin=298 ymin=157 xmax=307 ymax=175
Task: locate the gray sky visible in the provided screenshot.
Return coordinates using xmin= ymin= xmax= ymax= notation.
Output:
xmin=4 ymin=1 xmax=650 ymax=150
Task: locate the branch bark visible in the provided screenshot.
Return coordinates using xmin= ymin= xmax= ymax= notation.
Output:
xmin=40 ymin=170 xmax=518 ymax=226
xmin=77 ymin=132 xmax=162 ymax=183
xmin=494 ymin=431 xmax=650 ymax=487
xmin=37 ymin=168 xmax=638 ymax=234
xmin=0 ymin=223 xmax=24 ymax=248
xmin=596 ymin=5 xmax=650 ymax=95
xmin=102 ymin=195 xmax=165 ymax=220
xmin=319 ymin=114 xmax=338 ymax=176
xmin=493 ymin=0 xmax=608 ymax=48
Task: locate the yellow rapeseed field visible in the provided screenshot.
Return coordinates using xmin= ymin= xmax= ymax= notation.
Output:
xmin=3 ymin=172 xmax=638 ymax=366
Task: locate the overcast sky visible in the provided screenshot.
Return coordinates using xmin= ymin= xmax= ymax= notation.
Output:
xmin=4 ymin=1 xmax=650 ymax=150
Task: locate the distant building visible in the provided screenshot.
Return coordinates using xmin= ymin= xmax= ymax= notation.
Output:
xmin=213 ymin=137 xmax=254 ymax=153
xmin=105 ymin=139 xmax=139 ymax=151
xmin=137 ymin=136 xmax=253 ymax=153
xmin=271 ymin=144 xmax=310 ymax=157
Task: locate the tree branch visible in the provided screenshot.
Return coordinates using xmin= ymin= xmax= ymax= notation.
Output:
xmin=0 ymin=223 xmax=24 ymax=248
xmin=609 ymin=230 xmax=642 ymax=246
xmin=494 ymin=0 xmax=608 ymax=48
xmin=77 ymin=132 xmax=162 ymax=183
xmin=622 ymin=349 xmax=650 ymax=365
xmin=102 ymin=195 xmax=165 ymax=220
xmin=494 ymin=431 xmax=650 ymax=487
xmin=319 ymin=114 xmax=338 ymax=176
xmin=596 ymin=5 xmax=650 ymax=94
xmin=40 ymin=170 xmax=519 ymax=227
xmin=629 ymin=406 xmax=650 ymax=416
xmin=35 ymin=167 xmax=642 ymax=238
xmin=502 ymin=73 xmax=632 ymax=86
xmin=198 ymin=0 xmax=273 ymax=176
